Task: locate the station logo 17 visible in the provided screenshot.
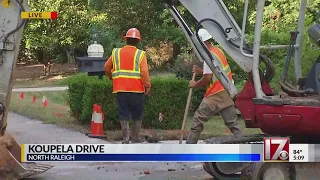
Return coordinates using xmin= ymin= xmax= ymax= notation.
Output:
xmin=264 ymin=138 xmax=290 ymax=161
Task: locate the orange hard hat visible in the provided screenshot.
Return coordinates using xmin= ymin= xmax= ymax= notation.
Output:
xmin=124 ymin=28 xmax=142 ymax=40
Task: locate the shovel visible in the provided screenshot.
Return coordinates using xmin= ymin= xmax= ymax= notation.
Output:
xmin=179 ymin=73 xmax=196 ymax=144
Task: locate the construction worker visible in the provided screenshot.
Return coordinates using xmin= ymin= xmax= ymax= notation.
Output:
xmin=186 ymin=28 xmax=243 ymax=144
xmin=104 ymin=28 xmax=151 ymax=144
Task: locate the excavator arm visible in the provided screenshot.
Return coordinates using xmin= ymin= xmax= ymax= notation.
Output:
xmin=0 ymin=0 xmax=28 ymax=136
xmin=0 ymin=0 xmax=53 ymax=179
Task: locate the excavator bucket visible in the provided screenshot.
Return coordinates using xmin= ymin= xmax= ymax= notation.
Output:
xmin=0 ymin=134 xmax=53 ymax=179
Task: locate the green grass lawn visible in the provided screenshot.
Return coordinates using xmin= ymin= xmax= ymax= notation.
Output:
xmin=8 ymin=91 xmax=87 ymax=131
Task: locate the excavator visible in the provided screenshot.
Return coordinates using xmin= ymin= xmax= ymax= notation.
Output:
xmin=0 ymin=0 xmax=319 ymax=179
xmin=163 ymin=0 xmax=320 ymax=179
xmin=0 ymin=0 xmax=53 ymax=179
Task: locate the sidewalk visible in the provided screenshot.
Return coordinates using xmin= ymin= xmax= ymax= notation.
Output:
xmin=12 ymin=86 xmax=68 ymax=92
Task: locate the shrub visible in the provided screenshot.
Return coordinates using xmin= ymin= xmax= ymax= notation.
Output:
xmin=66 ymin=73 xmax=98 ymax=120
xmin=80 ymin=78 xmax=120 ymax=129
xmin=67 ymin=75 xmax=206 ymax=130
xmin=143 ymin=77 xmax=189 ymax=129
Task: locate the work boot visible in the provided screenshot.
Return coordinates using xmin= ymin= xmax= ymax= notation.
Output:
xmin=186 ymin=129 xmax=201 ymax=144
xmin=120 ymin=121 xmax=130 ymax=144
xmin=230 ymin=127 xmax=243 ymax=136
xmin=131 ymin=121 xmax=143 ymax=143
xmin=186 ymin=115 xmax=204 ymax=144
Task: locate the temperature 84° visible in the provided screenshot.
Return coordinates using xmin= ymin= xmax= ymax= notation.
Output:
xmin=293 ymin=150 xmax=302 ymax=154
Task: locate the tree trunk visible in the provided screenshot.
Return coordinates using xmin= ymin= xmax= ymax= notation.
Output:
xmin=43 ymin=61 xmax=51 ymax=77
xmin=66 ymin=48 xmax=75 ymax=68
xmin=168 ymin=43 xmax=181 ymax=65
xmin=37 ymin=50 xmax=50 ymax=77
xmin=48 ymin=62 xmax=51 ymax=76
xmin=43 ymin=64 xmax=47 ymax=76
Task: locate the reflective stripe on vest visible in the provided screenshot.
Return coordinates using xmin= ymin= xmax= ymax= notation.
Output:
xmin=112 ymin=48 xmax=145 ymax=79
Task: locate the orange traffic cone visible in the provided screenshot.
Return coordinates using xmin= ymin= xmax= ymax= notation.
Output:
xmin=86 ymin=104 xmax=99 ymax=136
xmin=91 ymin=104 xmax=98 ymax=133
xmin=87 ymin=104 xmax=107 ymax=139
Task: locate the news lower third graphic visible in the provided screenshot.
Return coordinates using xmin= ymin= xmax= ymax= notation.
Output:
xmin=21 ymin=144 xmax=261 ymax=162
xmin=21 ymin=141 xmax=315 ymax=163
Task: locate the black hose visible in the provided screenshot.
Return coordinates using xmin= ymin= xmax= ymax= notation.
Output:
xmin=278 ymin=31 xmax=312 ymax=96
xmin=170 ymin=5 xmax=193 ymax=36
xmin=195 ymin=18 xmax=275 ymax=83
xmin=281 ymin=36 xmax=295 ymax=83
xmin=280 ymin=81 xmax=311 ymax=97
xmin=2 ymin=0 xmax=27 ymax=44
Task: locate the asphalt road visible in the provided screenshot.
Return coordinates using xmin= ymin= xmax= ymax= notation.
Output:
xmin=7 ymin=112 xmax=212 ymax=180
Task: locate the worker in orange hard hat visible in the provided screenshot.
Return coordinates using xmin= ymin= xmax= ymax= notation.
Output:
xmin=104 ymin=28 xmax=151 ymax=144
xmin=123 ymin=27 xmax=142 ymax=40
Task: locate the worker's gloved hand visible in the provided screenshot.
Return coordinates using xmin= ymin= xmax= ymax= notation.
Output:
xmin=189 ymin=80 xmax=197 ymax=88
xmin=145 ymin=87 xmax=151 ymax=96
xmin=192 ymin=65 xmax=203 ymax=76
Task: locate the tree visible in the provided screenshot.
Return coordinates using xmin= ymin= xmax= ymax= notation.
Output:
xmin=20 ymin=0 xmax=106 ymax=75
xmin=89 ymin=0 xmax=197 ymax=65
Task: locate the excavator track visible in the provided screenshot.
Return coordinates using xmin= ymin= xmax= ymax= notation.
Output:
xmin=203 ymin=134 xmax=320 ymax=180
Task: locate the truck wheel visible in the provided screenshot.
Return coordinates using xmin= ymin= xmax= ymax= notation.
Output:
xmin=258 ymin=163 xmax=295 ymax=180
xmin=240 ymin=163 xmax=295 ymax=180
xmin=203 ymin=162 xmax=241 ymax=180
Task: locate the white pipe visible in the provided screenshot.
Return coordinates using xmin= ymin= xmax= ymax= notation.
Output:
xmin=240 ymin=0 xmax=253 ymax=58
xmin=294 ymin=0 xmax=307 ymax=81
xmin=252 ymin=0 xmax=266 ymax=98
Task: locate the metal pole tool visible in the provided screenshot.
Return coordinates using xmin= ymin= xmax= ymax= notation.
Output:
xmin=179 ymin=73 xmax=196 ymax=144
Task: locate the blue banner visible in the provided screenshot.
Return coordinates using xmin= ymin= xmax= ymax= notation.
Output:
xmin=26 ymin=153 xmax=261 ymax=162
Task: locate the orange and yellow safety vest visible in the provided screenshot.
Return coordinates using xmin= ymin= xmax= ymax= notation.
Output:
xmin=111 ymin=46 xmax=145 ymax=93
xmin=204 ymin=46 xmax=233 ymax=97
